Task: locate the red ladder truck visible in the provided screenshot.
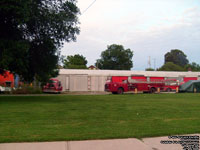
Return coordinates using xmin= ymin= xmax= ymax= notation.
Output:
xmin=105 ymin=77 xmax=165 ymax=94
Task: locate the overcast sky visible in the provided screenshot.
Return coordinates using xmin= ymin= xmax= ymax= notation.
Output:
xmin=62 ymin=0 xmax=200 ymax=70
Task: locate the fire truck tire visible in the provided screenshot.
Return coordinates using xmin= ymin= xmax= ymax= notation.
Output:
xmin=150 ymin=87 xmax=156 ymax=93
xmin=117 ymin=88 xmax=124 ymax=94
xmin=112 ymin=92 xmax=117 ymax=94
xmin=166 ymin=88 xmax=172 ymax=92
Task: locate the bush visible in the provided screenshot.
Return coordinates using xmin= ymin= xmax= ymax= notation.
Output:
xmin=12 ymin=86 xmax=42 ymax=94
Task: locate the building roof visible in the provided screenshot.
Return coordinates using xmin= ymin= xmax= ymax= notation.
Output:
xmin=88 ymin=65 xmax=98 ymax=70
xmin=59 ymin=69 xmax=200 ymax=77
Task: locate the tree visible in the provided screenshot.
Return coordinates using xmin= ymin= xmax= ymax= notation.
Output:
xmin=63 ymin=54 xmax=87 ymax=69
xmin=0 ymin=0 xmax=31 ymax=76
xmin=0 ymin=0 xmax=80 ymax=82
xmin=95 ymin=44 xmax=133 ymax=70
xmin=164 ymin=49 xmax=189 ymax=67
xmin=184 ymin=62 xmax=200 ymax=72
xmin=145 ymin=68 xmax=155 ymax=71
xmin=157 ymin=62 xmax=184 ymax=71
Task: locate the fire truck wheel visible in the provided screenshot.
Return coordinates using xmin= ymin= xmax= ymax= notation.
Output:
xmin=150 ymin=87 xmax=156 ymax=94
xmin=117 ymin=88 xmax=124 ymax=94
xmin=112 ymin=92 xmax=117 ymax=94
xmin=166 ymin=88 xmax=172 ymax=92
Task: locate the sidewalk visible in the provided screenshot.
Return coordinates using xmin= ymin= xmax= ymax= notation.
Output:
xmin=0 ymin=134 xmax=199 ymax=150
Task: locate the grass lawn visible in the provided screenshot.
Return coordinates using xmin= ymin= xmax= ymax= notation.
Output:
xmin=0 ymin=93 xmax=200 ymax=143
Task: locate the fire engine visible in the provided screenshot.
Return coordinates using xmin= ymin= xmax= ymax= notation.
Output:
xmin=105 ymin=77 xmax=166 ymax=94
xmin=162 ymin=79 xmax=179 ymax=92
xmin=42 ymin=78 xmax=62 ymax=93
xmin=0 ymin=71 xmax=14 ymax=93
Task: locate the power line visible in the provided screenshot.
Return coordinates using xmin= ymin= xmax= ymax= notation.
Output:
xmin=82 ymin=0 xmax=97 ymax=15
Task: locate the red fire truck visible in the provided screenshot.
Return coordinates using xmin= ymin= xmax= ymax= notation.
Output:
xmin=105 ymin=77 xmax=165 ymax=94
xmin=162 ymin=77 xmax=198 ymax=92
xmin=0 ymin=71 xmax=14 ymax=93
xmin=162 ymin=79 xmax=179 ymax=92
xmin=42 ymin=78 xmax=62 ymax=93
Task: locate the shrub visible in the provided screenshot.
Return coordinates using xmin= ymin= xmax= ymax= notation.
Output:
xmin=12 ymin=86 xmax=42 ymax=94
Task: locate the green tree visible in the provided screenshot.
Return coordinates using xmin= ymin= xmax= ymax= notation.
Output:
xmin=165 ymin=49 xmax=189 ymax=67
xmin=145 ymin=68 xmax=155 ymax=71
xmin=0 ymin=0 xmax=31 ymax=76
xmin=95 ymin=44 xmax=133 ymax=70
xmin=63 ymin=54 xmax=88 ymax=69
xmin=157 ymin=62 xmax=184 ymax=71
xmin=184 ymin=62 xmax=200 ymax=72
xmin=0 ymin=0 xmax=80 ymax=82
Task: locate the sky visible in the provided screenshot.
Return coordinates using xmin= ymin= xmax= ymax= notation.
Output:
xmin=62 ymin=0 xmax=200 ymax=70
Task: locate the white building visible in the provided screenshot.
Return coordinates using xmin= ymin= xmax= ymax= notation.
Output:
xmin=57 ymin=69 xmax=200 ymax=92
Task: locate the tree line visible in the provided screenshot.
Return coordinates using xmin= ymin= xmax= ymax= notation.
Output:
xmin=146 ymin=49 xmax=200 ymax=72
xmin=63 ymin=45 xmax=200 ymax=72
xmin=62 ymin=44 xmax=133 ymax=70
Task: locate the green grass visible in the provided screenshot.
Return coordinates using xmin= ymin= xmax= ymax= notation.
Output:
xmin=0 ymin=93 xmax=200 ymax=143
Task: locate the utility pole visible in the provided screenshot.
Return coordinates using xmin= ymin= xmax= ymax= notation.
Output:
xmin=148 ymin=56 xmax=151 ymax=68
xmin=96 ymin=60 xmax=99 ymax=69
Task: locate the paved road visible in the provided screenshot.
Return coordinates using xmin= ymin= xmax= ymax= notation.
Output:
xmin=0 ymin=134 xmax=199 ymax=150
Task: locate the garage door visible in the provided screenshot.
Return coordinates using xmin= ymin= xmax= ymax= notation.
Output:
xmin=70 ymin=75 xmax=88 ymax=91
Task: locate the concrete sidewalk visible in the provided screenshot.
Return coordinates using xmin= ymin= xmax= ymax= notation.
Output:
xmin=0 ymin=134 xmax=199 ymax=150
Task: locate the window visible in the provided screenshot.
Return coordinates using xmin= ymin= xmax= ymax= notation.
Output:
xmin=5 ymin=81 xmax=11 ymax=87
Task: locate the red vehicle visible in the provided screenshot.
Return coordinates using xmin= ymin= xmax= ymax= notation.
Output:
xmin=0 ymin=71 xmax=14 ymax=93
xmin=147 ymin=78 xmax=179 ymax=92
xmin=162 ymin=77 xmax=197 ymax=92
xmin=162 ymin=79 xmax=179 ymax=92
xmin=42 ymin=78 xmax=62 ymax=93
xmin=105 ymin=77 xmax=165 ymax=94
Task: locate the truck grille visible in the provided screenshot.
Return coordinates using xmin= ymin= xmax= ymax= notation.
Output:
xmin=105 ymin=84 xmax=110 ymax=91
